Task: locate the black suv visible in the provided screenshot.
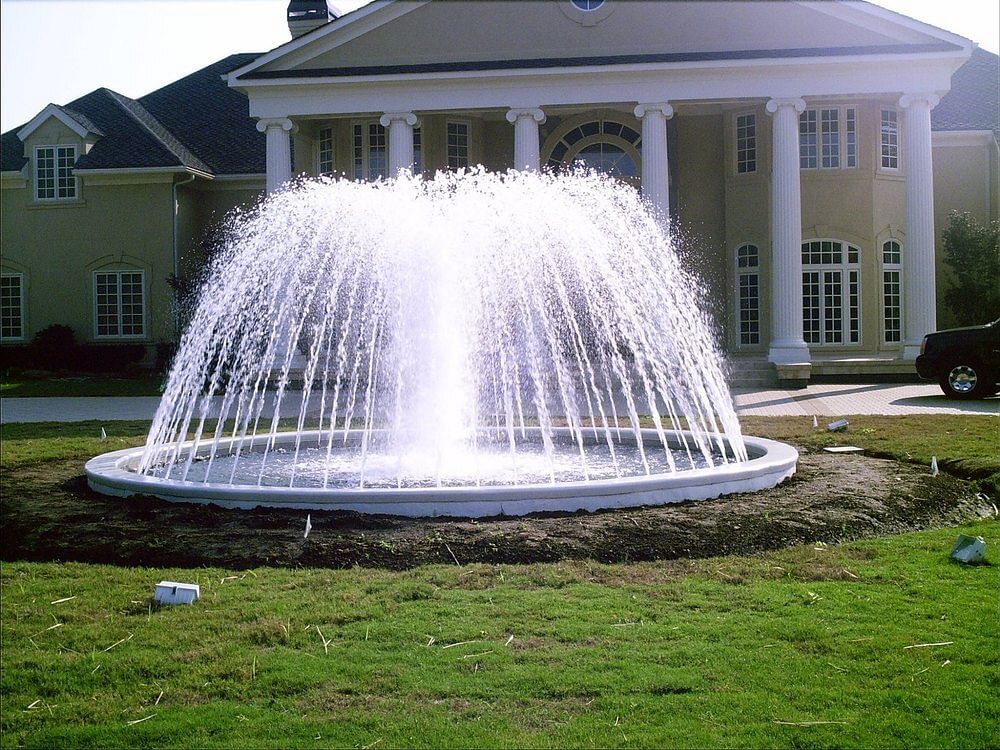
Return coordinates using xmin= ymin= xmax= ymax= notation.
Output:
xmin=915 ymin=318 xmax=1000 ymax=399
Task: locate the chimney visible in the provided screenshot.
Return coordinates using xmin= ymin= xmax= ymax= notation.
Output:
xmin=287 ymin=0 xmax=337 ymax=39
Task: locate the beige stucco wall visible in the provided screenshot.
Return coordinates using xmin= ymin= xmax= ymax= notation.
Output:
xmin=1 ymin=116 xmax=267 ymax=349
xmin=932 ymin=133 xmax=1000 ymax=328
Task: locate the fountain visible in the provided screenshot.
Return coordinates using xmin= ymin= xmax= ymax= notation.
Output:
xmin=86 ymin=169 xmax=797 ymax=516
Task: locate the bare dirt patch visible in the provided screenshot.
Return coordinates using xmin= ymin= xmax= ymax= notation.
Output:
xmin=0 ymin=447 xmax=990 ymax=570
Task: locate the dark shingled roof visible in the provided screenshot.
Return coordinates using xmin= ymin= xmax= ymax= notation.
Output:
xmin=1 ymin=54 xmax=264 ymax=175
xmin=139 ymin=54 xmax=265 ymax=175
xmin=932 ymin=47 xmax=1000 ymax=139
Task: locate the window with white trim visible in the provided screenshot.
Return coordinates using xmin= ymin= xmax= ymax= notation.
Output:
xmin=94 ymin=271 xmax=145 ymax=338
xmin=736 ymin=244 xmax=760 ymax=345
xmin=447 ymin=121 xmax=470 ymax=169
xmin=800 ymin=108 xmax=857 ymax=170
xmin=801 ymin=240 xmax=861 ymax=345
xmin=736 ymin=113 xmax=756 ymax=174
xmin=352 ymin=122 xmax=421 ymax=180
xmin=880 ymin=109 xmax=899 ymax=169
xmin=1 ymin=274 xmax=24 ymax=340
xmin=882 ymin=240 xmax=902 ymax=343
xmin=318 ymin=127 xmax=335 ymax=175
xmin=34 ymin=145 xmax=77 ymax=200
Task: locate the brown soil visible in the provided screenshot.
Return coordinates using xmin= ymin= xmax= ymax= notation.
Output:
xmin=1 ymin=448 xmax=991 ymax=570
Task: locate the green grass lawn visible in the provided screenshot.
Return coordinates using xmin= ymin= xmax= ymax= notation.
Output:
xmin=0 ymin=375 xmax=164 ymax=398
xmin=1 ymin=521 xmax=997 ymax=748
xmin=1 ymin=414 xmax=997 ymax=747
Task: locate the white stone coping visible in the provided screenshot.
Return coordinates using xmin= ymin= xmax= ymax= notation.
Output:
xmin=86 ymin=429 xmax=798 ymax=518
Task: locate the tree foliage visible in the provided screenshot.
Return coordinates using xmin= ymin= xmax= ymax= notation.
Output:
xmin=941 ymin=211 xmax=1000 ymax=326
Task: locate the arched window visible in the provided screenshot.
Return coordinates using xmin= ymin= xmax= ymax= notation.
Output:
xmin=545 ymin=119 xmax=642 ymax=183
xmin=735 ymin=244 xmax=760 ymax=346
xmin=882 ymin=240 xmax=902 ymax=343
xmin=801 ymin=240 xmax=861 ymax=345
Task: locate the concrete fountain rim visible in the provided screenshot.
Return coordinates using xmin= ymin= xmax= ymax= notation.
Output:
xmin=86 ymin=428 xmax=798 ymax=517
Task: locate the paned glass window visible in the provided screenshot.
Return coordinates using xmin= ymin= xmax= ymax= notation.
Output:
xmin=546 ymin=119 xmax=642 ymax=171
xmin=736 ymin=244 xmax=760 ymax=345
xmin=412 ymin=125 xmax=422 ymax=172
xmin=1 ymin=274 xmax=24 ymax=340
xmin=799 ymin=110 xmax=818 ymax=169
xmin=846 ymin=108 xmax=857 ymax=168
xmin=821 ymin=108 xmax=840 ymax=168
xmin=35 ymin=145 xmax=76 ymax=200
xmin=447 ymin=122 xmax=470 ymax=169
xmin=801 ymin=240 xmax=861 ymax=345
xmin=736 ymin=114 xmax=756 ymax=174
xmin=353 ymin=122 xmax=421 ymax=179
xmin=318 ymin=127 xmax=335 ymax=175
xmin=882 ymin=240 xmax=902 ymax=342
xmin=881 ymin=109 xmax=899 ymax=169
xmin=95 ymin=271 xmax=144 ymax=338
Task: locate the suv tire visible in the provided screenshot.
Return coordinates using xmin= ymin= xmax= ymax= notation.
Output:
xmin=938 ymin=359 xmax=991 ymax=399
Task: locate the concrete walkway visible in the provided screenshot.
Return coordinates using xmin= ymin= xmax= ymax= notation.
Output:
xmin=1 ymin=384 xmax=996 ymax=424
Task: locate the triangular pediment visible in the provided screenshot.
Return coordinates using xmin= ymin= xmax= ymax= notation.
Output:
xmin=232 ymin=0 xmax=970 ymax=81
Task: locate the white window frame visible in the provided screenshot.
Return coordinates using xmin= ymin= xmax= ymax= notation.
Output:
xmin=880 ymin=109 xmax=899 ymax=171
xmin=801 ymin=240 xmax=862 ymax=346
xmin=34 ymin=144 xmax=78 ymax=201
xmin=317 ymin=127 xmax=335 ymax=176
xmin=1 ymin=273 xmax=25 ymax=341
xmin=799 ymin=107 xmax=859 ymax=171
xmin=735 ymin=112 xmax=757 ymax=175
xmin=735 ymin=244 xmax=761 ymax=347
xmin=446 ymin=120 xmax=471 ymax=170
xmin=93 ymin=270 xmax=146 ymax=340
xmin=882 ymin=240 xmax=903 ymax=344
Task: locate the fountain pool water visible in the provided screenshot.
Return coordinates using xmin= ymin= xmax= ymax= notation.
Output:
xmin=87 ymin=169 xmax=797 ymax=516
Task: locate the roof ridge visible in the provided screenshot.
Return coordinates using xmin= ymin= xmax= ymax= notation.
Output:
xmin=97 ymin=87 xmax=211 ymax=174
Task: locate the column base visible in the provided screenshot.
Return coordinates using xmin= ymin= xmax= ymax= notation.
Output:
xmin=768 ymin=341 xmax=811 ymax=389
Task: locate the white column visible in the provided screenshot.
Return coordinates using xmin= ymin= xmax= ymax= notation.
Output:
xmin=633 ymin=102 xmax=673 ymax=222
xmin=899 ymin=94 xmax=941 ymax=359
xmin=505 ymin=108 xmax=546 ymax=171
xmin=256 ymin=117 xmax=297 ymax=194
xmin=765 ymin=97 xmax=810 ymax=367
xmin=379 ymin=111 xmax=418 ymax=175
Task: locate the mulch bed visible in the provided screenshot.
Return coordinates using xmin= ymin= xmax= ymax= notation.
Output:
xmin=1 ymin=447 xmax=991 ymax=570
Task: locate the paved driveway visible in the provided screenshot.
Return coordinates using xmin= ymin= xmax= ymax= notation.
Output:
xmin=1 ymin=384 xmax=996 ymax=424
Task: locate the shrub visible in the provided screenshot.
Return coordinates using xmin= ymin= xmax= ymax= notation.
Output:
xmin=29 ymin=324 xmax=77 ymax=370
xmin=941 ymin=211 xmax=1000 ymax=326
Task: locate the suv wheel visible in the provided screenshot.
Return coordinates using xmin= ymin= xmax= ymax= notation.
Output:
xmin=938 ymin=359 xmax=990 ymax=399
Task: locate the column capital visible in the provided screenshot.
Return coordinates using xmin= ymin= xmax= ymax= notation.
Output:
xmin=505 ymin=108 xmax=546 ymax=125
xmin=898 ymin=93 xmax=941 ymax=110
xmin=765 ymin=97 xmax=806 ymax=115
xmin=379 ymin=111 xmax=419 ymax=128
xmin=634 ymin=102 xmax=674 ymax=120
xmin=256 ymin=117 xmax=298 ymax=134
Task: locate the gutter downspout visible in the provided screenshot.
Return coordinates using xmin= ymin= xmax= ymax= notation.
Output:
xmin=172 ymin=172 xmax=197 ymax=280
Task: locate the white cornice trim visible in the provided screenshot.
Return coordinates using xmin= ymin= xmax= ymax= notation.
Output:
xmin=231 ymin=47 xmax=972 ymax=91
xmin=72 ymin=166 xmax=213 ymax=179
xmin=16 ymin=104 xmax=93 ymax=141
xmin=932 ymin=130 xmax=997 ymax=147
xmin=212 ymin=173 xmax=267 ymax=181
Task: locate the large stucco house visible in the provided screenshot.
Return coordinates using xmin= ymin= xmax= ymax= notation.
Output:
xmin=2 ymin=0 xmax=998 ymax=385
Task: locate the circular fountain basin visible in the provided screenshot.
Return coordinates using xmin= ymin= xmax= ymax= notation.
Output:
xmin=86 ymin=429 xmax=797 ymax=518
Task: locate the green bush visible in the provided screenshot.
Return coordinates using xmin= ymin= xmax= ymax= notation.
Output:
xmin=941 ymin=211 xmax=1000 ymax=326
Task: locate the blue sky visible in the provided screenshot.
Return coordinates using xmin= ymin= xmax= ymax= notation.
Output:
xmin=2 ymin=0 xmax=997 ymax=133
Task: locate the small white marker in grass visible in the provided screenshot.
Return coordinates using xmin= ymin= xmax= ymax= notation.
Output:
xmin=812 ymin=415 xmax=818 ymax=429
xmin=100 ymin=427 xmax=107 ymax=441
xmin=154 ymin=581 xmax=199 ymax=605
xmin=931 ymin=456 xmax=939 ymax=476
xmin=304 ymin=514 xmax=312 ymax=539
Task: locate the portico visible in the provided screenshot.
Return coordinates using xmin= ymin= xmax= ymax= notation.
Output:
xmin=226 ymin=0 xmax=973 ymax=382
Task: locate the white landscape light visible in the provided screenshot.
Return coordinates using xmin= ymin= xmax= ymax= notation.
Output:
xmin=827 ymin=419 xmax=849 ymax=432
xmin=154 ymin=581 xmax=200 ymax=605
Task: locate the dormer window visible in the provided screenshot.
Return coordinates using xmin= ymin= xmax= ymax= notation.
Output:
xmin=35 ymin=145 xmax=77 ymax=200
